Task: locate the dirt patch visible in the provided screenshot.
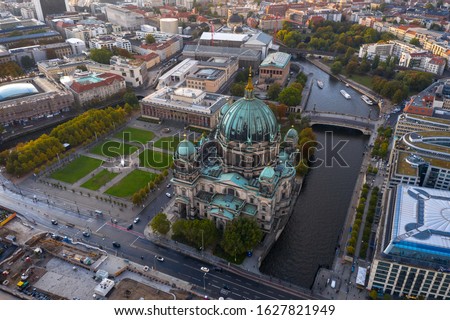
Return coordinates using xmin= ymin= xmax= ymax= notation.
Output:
xmin=109 ymin=278 xmax=193 ymax=300
xmin=109 ymin=278 xmax=173 ymax=300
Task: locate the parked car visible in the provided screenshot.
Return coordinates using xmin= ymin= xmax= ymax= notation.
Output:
xmin=51 ymin=219 xmax=58 ymax=225
xmin=82 ymin=231 xmax=90 ymax=237
xmin=165 ymin=193 xmax=172 ymax=198
xmin=133 ymin=217 xmax=140 ymax=224
xmin=167 ymin=184 xmax=171 ymax=188
xmin=112 ymin=242 xmax=121 ymax=248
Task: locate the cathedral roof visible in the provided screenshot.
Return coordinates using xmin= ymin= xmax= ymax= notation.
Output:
xmin=219 ymin=69 xmax=278 ymax=144
xmin=284 ymin=127 xmax=299 ymax=141
xmin=175 ymin=138 xmax=196 ymax=160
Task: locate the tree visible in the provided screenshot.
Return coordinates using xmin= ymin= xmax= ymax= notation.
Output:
xmin=278 ymin=86 xmax=302 ymax=106
xmin=409 ymin=38 xmax=420 ymax=47
xmin=20 ymin=56 xmax=35 ymax=69
xmin=123 ymin=91 xmax=139 ymax=107
xmin=150 ymin=212 xmax=171 ymax=235
xmin=267 ymin=83 xmax=281 ymax=100
xmin=345 ymin=60 xmax=359 ymax=76
xmin=89 ymin=48 xmax=113 ymax=64
xmin=221 ymin=217 xmax=262 ymax=258
xmin=330 ymin=61 xmax=342 ymax=75
xmin=230 ymin=82 xmax=246 ymax=97
xmin=113 ymin=47 xmax=133 ymax=59
xmin=145 ymin=34 xmax=156 ymax=44
xmin=371 ymin=55 xmax=380 ymax=70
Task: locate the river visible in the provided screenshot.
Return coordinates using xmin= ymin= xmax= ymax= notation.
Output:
xmin=260 ymin=60 xmax=372 ymax=288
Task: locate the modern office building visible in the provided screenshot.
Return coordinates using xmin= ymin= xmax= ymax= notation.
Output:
xmin=33 ymin=0 xmax=69 ymax=21
xmin=170 ymin=76 xmax=298 ymax=232
xmin=104 ymin=5 xmax=145 ymax=31
xmin=395 ymin=114 xmax=450 ymax=139
xmin=368 ymin=184 xmax=450 ymax=299
xmin=388 ymin=130 xmax=450 ymax=191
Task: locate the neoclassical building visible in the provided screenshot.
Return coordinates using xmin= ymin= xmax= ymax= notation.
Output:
xmin=171 ymin=72 xmax=299 ymax=232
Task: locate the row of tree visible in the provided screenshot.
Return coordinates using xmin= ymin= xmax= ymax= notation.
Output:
xmin=295 ymin=127 xmax=317 ymax=177
xmin=0 ymin=107 xmax=128 ymax=176
xmin=360 ymin=187 xmax=379 ymax=259
xmin=371 ymin=126 xmax=393 ymax=159
xmin=131 ymin=170 xmax=168 ymax=205
xmin=346 ymin=183 xmax=370 ymax=257
xmin=0 ymin=61 xmax=24 ymax=78
xmin=50 ymin=107 xmax=127 ymax=147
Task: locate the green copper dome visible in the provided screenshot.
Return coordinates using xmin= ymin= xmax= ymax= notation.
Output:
xmin=284 ymin=127 xmax=298 ymax=141
xmin=219 ymin=70 xmax=278 ymax=144
xmin=175 ymin=139 xmax=196 ymax=160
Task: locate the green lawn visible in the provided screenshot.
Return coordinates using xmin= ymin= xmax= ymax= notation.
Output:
xmin=80 ymin=169 xmax=119 ymax=191
xmin=90 ymin=140 xmax=138 ymax=157
xmin=114 ymin=127 xmax=154 ymax=145
xmin=50 ymin=156 xmax=102 ymax=184
xmin=153 ymin=136 xmax=180 ymax=152
xmin=139 ymin=150 xmax=173 ymax=169
xmin=348 ymin=74 xmax=373 ymax=89
xmin=105 ymin=169 xmax=157 ymax=198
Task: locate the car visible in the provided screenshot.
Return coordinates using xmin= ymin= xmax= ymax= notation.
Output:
xmin=200 ymin=267 xmax=209 ymax=273
xmin=165 ymin=192 xmax=171 ymax=198
xmin=166 ymin=184 xmax=171 ymax=188
xmin=213 ymin=266 xmax=223 ymax=272
xmin=82 ymin=231 xmax=90 ymax=237
xmin=112 ymin=242 xmax=121 ymax=248
xmin=133 ymin=217 xmax=140 ymax=224
xmin=51 ymin=219 xmax=58 ymax=225
xmin=155 ymin=256 xmax=164 ymax=262
xmin=127 ymin=224 xmax=133 ymax=230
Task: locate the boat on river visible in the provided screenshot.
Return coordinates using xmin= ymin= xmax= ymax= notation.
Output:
xmin=317 ymin=80 xmax=324 ymax=89
xmin=361 ymin=95 xmax=373 ymax=105
xmin=340 ymin=89 xmax=351 ymax=99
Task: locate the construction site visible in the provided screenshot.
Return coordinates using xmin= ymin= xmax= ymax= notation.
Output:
xmin=0 ymin=218 xmax=196 ymax=300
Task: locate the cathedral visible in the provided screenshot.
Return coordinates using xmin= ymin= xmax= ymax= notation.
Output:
xmin=171 ymin=72 xmax=299 ymax=233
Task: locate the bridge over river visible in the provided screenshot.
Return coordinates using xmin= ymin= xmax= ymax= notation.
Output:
xmin=302 ymin=110 xmax=376 ymax=135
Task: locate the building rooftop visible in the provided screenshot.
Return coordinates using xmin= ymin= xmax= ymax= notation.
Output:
xmin=385 ymin=185 xmax=450 ymax=263
xmin=402 ymin=130 xmax=450 ymax=158
xmin=0 ymin=82 xmax=39 ymax=102
xmin=200 ymin=32 xmax=250 ymax=42
xmin=142 ymin=87 xmax=228 ymax=115
xmin=260 ymin=52 xmax=291 ymax=69
xmin=396 ymin=151 xmax=419 ymax=176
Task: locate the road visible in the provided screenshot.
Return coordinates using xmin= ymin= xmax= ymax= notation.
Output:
xmin=0 ymin=180 xmax=310 ymax=300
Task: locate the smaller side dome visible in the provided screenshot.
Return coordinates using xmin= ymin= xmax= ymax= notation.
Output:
xmin=259 ymin=166 xmax=275 ymax=183
xmin=175 ymin=139 xmax=196 ymax=160
xmin=284 ymin=127 xmax=299 ymax=142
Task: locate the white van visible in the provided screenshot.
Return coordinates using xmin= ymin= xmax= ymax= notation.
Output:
xmin=331 ymin=280 xmax=336 ymax=289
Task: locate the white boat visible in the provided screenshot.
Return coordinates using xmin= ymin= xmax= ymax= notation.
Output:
xmin=317 ymin=80 xmax=324 ymax=89
xmin=340 ymin=89 xmax=351 ymax=99
xmin=361 ymin=95 xmax=373 ymax=105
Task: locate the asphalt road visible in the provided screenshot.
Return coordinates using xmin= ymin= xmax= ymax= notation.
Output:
xmin=0 ymin=182 xmax=306 ymax=300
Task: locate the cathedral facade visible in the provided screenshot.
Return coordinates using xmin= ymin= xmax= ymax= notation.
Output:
xmin=171 ymin=73 xmax=299 ymax=233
